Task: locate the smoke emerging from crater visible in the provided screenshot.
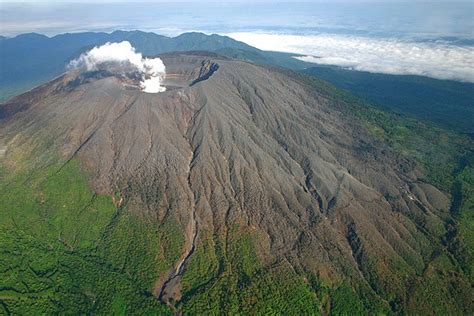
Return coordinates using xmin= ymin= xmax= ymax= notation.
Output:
xmin=68 ymin=41 xmax=166 ymax=93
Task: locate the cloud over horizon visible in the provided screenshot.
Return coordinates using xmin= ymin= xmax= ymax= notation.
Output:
xmin=68 ymin=41 xmax=166 ymax=93
xmin=226 ymin=32 xmax=474 ymax=82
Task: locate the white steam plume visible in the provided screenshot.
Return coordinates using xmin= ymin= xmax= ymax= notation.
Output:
xmin=226 ymin=32 xmax=474 ymax=83
xmin=68 ymin=41 xmax=166 ymax=93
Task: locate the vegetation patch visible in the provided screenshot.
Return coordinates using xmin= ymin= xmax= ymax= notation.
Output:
xmin=0 ymin=158 xmax=173 ymax=314
xmin=302 ymin=75 xmax=474 ymax=314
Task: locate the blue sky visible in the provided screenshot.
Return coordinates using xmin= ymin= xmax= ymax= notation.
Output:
xmin=1 ymin=0 xmax=471 ymax=2
xmin=1 ymin=1 xmax=472 ymax=37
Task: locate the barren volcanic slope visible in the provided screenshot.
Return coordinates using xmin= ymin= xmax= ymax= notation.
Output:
xmin=0 ymin=53 xmax=472 ymax=314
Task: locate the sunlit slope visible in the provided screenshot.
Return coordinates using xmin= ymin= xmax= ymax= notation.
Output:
xmin=0 ymin=53 xmax=472 ymax=314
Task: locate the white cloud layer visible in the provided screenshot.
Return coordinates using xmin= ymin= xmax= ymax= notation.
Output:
xmin=226 ymin=32 xmax=474 ymax=82
xmin=68 ymin=41 xmax=166 ymax=93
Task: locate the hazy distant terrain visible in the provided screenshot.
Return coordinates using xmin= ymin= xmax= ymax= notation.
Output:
xmin=303 ymin=66 xmax=474 ymax=133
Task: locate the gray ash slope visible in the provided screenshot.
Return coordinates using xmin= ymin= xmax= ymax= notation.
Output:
xmin=0 ymin=53 xmax=462 ymax=309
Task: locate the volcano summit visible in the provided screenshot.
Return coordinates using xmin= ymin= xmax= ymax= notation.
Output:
xmin=0 ymin=51 xmax=471 ymax=314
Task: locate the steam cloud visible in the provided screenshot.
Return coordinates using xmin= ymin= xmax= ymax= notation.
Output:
xmin=226 ymin=32 xmax=474 ymax=83
xmin=68 ymin=41 xmax=166 ymax=93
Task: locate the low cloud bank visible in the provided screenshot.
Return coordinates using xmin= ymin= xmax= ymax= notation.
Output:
xmin=226 ymin=32 xmax=474 ymax=82
xmin=68 ymin=41 xmax=166 ymax=93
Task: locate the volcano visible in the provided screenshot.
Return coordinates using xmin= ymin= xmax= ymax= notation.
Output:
xmin=0 ymin=52 xmax=471 ymax=314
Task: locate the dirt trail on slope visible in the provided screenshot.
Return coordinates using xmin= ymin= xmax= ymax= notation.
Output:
xmin=157 ymin=145 xmax=199 ymax=305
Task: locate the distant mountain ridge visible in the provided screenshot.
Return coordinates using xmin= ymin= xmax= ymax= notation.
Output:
xmin=0 ymin=30 xmax=309 ymax=102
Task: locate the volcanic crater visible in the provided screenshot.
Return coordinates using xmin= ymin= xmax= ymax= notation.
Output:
xmin=0 ymin=52 xmax=453 ymax=307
